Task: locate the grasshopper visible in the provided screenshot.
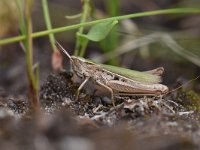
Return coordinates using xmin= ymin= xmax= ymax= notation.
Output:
xmin=56 ymin=42 xmax=168 ymax=106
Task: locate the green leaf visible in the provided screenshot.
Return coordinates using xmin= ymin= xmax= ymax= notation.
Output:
xmin=78 ymin=20 xmax=118 ymax=42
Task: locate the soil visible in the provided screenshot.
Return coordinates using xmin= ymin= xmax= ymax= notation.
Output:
xmin=0 ymin=70 xmax=200 ymax=150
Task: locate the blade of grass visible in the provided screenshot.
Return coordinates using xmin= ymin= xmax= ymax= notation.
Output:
xmin=65 ymin=13 xmax=82 ymax=19
xmin=15 ymin=0 xmax=26 ymax=35
xmin=162 ymin=33 xmax=200 ymax=67
xmin=74 ymin=0 xmax=92 ymax=56
xmin=100 ymin=0 xmax=120 ymax=65
xmin=42 ymin=0 xmax=63 ymax=71
xmin=1 ymin=8 xmax=200 ymax=46
xmin=94 ymin=32 xmax=200 ymax=67
xmin=24 ymin=0 xmax=40 ymax=113
xmin=41 ymin=0 xmax=56 ymax=52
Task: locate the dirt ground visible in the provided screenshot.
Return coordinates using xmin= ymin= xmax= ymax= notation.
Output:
xmin=0 ymin=70 xmax=200 ymax=150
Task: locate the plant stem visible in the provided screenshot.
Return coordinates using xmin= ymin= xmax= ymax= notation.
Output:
xmin=1 ymin=8 xmax=200 ymax=46
xmin=41 ymin=0 xmax=56 ymax=52
xmin=25 ymin=0 xmax=40 ymax=113
xmin=74 ymin=0 xmax=91 ymax=56
xmin=101 ymin=0 xmax=120 ymax=65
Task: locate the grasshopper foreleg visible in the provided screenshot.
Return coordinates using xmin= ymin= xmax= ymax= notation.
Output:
xmin=75 ymin=77 xmax=90 ymax=101
xmin=97 ymin=81 xmax=115 ymax=107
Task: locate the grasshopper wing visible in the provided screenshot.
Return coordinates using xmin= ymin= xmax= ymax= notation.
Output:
xmin=102 ymin=64 xmax=162 ymax=84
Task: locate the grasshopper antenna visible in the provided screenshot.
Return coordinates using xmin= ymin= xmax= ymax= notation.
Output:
xmin=55 ymin=41 xmax=73 ymax=62
xmin=165 ymin=75 xmax=200 ymax=95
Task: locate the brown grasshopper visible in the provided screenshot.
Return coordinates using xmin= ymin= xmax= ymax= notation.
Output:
xmin=56 ymin=42 xmax=168 ymax=106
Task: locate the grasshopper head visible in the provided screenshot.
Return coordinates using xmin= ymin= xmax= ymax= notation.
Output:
xmin=71 ymin=56 xmax=95 ymax=77
xmin=55 ymin=42 xmax=95 ymax=77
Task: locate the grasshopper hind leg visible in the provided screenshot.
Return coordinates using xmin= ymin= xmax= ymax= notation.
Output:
xmin=75 ymin=78 xmax=116 ymax=107
xmin=97 ymin=81 xmax=115 ymax=107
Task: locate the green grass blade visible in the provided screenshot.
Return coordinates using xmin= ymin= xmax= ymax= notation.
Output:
xmin=42 ymin=0 xmax=56 ymax=52
xmin=15 ymin=0 xmax=26 ymax=35
xmin=74 ymin=0 xmax=92 ymax=56
xmin=1 ymin=8 xmax=200 ymax=46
